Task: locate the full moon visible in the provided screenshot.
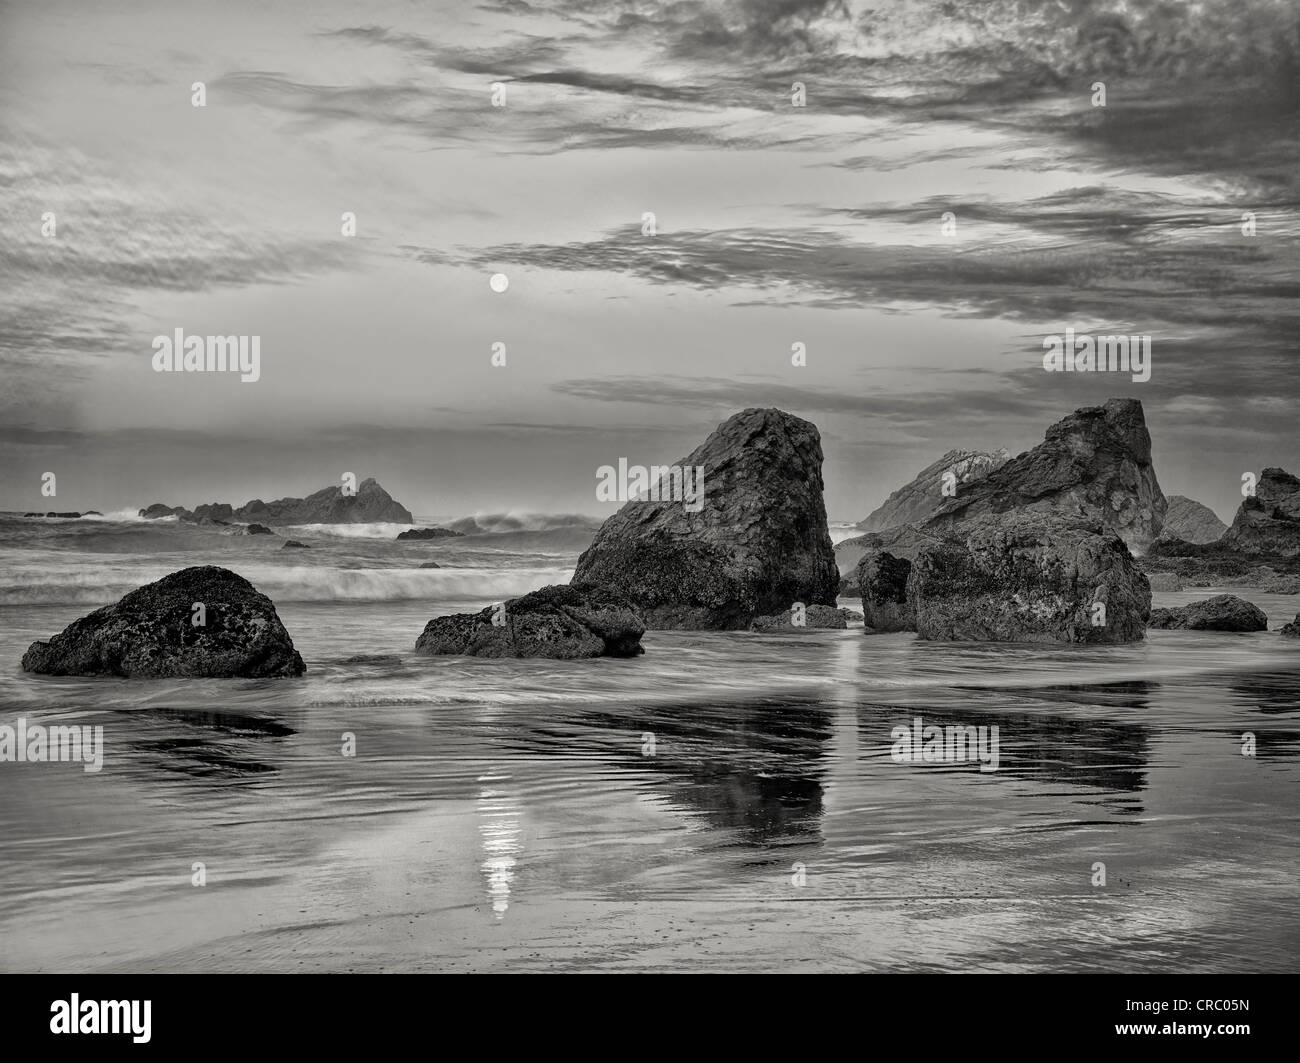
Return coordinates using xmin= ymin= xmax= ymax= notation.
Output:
xmin=489 ymin=273 xmax=509 ymax=293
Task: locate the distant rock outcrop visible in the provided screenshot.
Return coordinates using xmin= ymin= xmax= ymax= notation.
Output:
xmin=236 ymin=478 xmax=412 ymax=525
xmin=920 ymin=399 xmax=1166 ymax=554
xmin=1148 ymin=594 xmax=1268 ymax=631
xmin=572 ymin=408 xmax=840 ymax=629
xmin=1280 ymin=614 xmax=1300 ymax=638
xmin=908 ymin=515 xmax=1151 ymax=643
xmin=21 ymin=566 xmax=305 ymax=677
xmin=1158 ymin=496 xmax=1227 ymax=544
xmin=139 ymin=478 xmax=413 ymax=525
xmin=282 ymin=540 xmax=310 ymax=550
xmin=836 ymin=524 xmax=947 ymax=579
xmin=857 ymin=448 xmax=1010 ymax=531
xmin=415 ymin=583 xmax=645 ymax=658
xmin=138 ymin=503 xmax=192 ymax=520
xmin=23 ymin=511 xmax=93 ymax=518
xmin=396 ymin=527 xmax=463 ymax=540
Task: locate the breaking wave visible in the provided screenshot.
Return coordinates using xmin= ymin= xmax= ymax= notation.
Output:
xmin=0 ymin=563 xmax=572 ymax=606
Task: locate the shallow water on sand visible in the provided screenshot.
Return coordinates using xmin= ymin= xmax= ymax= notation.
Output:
xmin=2 ymin=593 xmax=1298 ymax=973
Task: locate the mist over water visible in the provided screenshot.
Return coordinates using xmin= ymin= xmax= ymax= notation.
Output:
xmin=1 ymin=515 xmax=1297 ymax=971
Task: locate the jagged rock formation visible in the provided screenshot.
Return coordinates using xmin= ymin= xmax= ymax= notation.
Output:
xmin=1223 ymin=468 xmax=1300 ymax=556
xmin=139 ymin=478 xmax=413 ymax=525
xmin=1158 ymin=495 xmax=1227 ymax=544
xmin=920 ymin=399 xmax=1166 ymax=554
xmin=857 ymin=449 xmax=1009 ymax=531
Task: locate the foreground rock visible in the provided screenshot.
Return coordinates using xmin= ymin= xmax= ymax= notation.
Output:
xmin=856 ymin=448 xmax=1009 ymax=531
xmin=857 ymin=551 xmax=914 ymax=632
xmin=921 ymin=399 xmax=1166 ymax=554
xmin=749 ymin=605 xmax=848 ymax=630
xmin=415 ymin=583 xmax=645 ymax=658
xmin=396 ymin=527 xmax=463 ymax=540
xmin=908 ymin=516 xmax=1150 ymax=643
xmin=1159 ymin=496 xmax=1228 ymax=544
xmin=21 ymin=566 xmax=305 ymax=677
xmin=572 ymin=408 xmax=839 ymax=629
xmin=1148 ymin=595 xmax=1268 ymax=632
xmin=139 ymin=477 xmax=413 ymax=525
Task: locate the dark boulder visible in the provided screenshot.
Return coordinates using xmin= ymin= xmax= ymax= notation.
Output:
xmin=415 ymin=583 xmax=645 ymax=659
xmin=1280 ymin=615 xmax=1300 ymax=638
xmin=243 ymin=523 xmax=274 ymax=536
xmin=572 ymin=408 xmax=839 ymax=629
xmin=396 ymin=527 xmax=463 ymax=540
xmin=193 ymin=502 xmax=234 ymax=523
xmin=282 ymin=540 xmax=310 ymax=550
xmin=857 ymin=551 xmax=915 ymax=633
xmin=21 ymin=566 xmax=305 ymax=677
xmin=138 ymin=503 xmax=193 ymax=520
xmin=1148 ymin=595 xmax=1268 ymax=631
xmin=909 ymin=515 xmax=1150 ymax=643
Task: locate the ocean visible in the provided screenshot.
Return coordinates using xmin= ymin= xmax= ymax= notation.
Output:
xmin=1 ymin=512 xmax=1298 ymax=972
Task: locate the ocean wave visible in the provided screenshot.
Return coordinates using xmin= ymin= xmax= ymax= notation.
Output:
xmin=284 ymin=522 xmax=415 ymax=540
xmin=0 ymin=564 xmax=572 ymax=605
xmin=446 ymin=511 xmax=603 ymax=534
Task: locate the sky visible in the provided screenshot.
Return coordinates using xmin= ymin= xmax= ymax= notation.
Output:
xmin=1 ymin=0 xmax=1297 ymax=523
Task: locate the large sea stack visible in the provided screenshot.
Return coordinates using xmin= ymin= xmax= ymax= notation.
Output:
xmin=921 ymin=398 xmax=1166 ymax=554
xmin=571 ymin=408 xmax=840 ymax=629
xmin=21 ymin=566 xmax=305 ymax=677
